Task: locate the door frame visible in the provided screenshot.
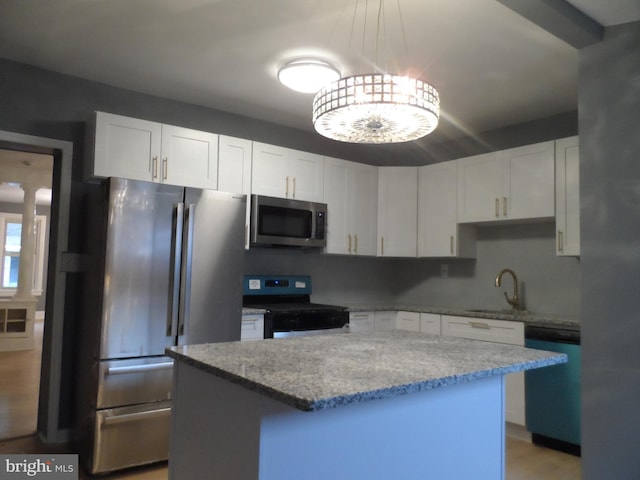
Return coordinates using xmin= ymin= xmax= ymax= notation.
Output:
xmin=0 ymin=130 xmax=73 ymax=443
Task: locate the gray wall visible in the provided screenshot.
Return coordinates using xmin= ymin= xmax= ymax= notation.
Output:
xmin=392 ymin=223 xmax=580 ymax=318
xmin=579 ymin=20 xmax=640 ymax=479
xmin=248 ymin=223 xmax=581 ymax=320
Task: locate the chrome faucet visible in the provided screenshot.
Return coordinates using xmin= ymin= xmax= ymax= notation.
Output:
xmin=495 ymin=268 xmax=522 ymax=310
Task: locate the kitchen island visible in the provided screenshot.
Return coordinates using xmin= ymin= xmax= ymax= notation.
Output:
xmin=166 ymin=330 xmax=566 ymax=480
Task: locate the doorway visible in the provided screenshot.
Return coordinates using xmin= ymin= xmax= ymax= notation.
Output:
xmin=0 ymin=130 xmax=73 ymax=444
xmin=0 ymin=148 xmax=53 ymax=439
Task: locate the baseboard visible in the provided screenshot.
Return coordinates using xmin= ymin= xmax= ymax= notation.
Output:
xmin=531 ymin=433 xmax=581 ymax=456
xmin=505 ymin=422 xmax=531 ymax=442
xmin=38 ymin=428 xmax=70 ymax=445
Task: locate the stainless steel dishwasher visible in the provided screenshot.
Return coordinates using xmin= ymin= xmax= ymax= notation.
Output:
xmin=525 ymin=325 xmax=581 ymax=456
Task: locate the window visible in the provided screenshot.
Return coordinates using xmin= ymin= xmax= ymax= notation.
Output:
xmin=0 ymin=213 xmax=47 ymax=295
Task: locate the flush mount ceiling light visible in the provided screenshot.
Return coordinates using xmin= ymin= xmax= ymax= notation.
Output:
xmin=312 ymin=0 xmax=440 ymax=144
xmin=278 ymin=60 xmax=341 ymax=94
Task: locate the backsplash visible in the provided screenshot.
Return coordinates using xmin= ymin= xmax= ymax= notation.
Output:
xmin=243 ymin=222 xmax=581 ymax=319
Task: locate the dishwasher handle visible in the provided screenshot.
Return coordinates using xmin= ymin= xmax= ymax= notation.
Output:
xmin=525 ymin=325 xmax=580 ymax=344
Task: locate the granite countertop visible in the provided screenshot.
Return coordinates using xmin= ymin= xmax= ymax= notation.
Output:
xmin=167 ymin=330 xmax=566 ymax=412
xmin=346 ymin=304 xmax=580 ymax=330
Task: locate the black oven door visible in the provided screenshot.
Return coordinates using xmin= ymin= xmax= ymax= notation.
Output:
xmin=266 ymin=310 xmax=349 ymax=338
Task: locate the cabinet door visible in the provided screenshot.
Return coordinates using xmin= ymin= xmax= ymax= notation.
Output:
xmin=218 ymin=135 xmax=252 ymax=195
xmin=377 ymin=167 xmax=418 ymax=257
xmin=240 ymin=314 xmax=264 ymax=341
xmin=349 ymin=312 xmax=375 ymax=333
xmin=420 ymin=313 xmax=441 ymax=335
xmin=93 ymin=112 xmax=161 ymax=181
xmin=290 ymin=150 xmax=324 ymax=201
xmin=418 ymin=161 xmax=457 ymax=257
xmin=396 ymin=311 xmax=420 ymax=332
xmin=441 ymin=315 xmax=525 ymax=425
xmin=251 ymin=142 xmax=290 ymax=198
xmin=218 ymin=135 xmax=253 ymax=249
xmin=441 ymin=315 xmax=524 ymax=345
xmin=323 ymin=158 xmax=351 ymax=255
xmin=457 ymin=152 xmax=503 ymax=223
xmin=374 ymin=311 xmax=397 ymax=331
xmin=503 ymin=141 xmax=554 ymax=220
xmin=555 ymin=136 xmax=580 ymax=256
xmin=161 ymin=125 xmax=218 ymax=189
xmin=350 ymin=163 xmax=378 ymax=256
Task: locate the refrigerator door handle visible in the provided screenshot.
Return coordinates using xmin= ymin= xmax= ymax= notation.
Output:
xmin=168 ymin=203 xmax=184 ymax=337
xmin=178 ymin=203 xmax=196 ymax=339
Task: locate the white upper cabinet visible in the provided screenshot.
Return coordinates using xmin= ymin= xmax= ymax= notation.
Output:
xmin=91 ymin=112 xmax=161 ymax=182
xmin=324 ymin=158 xmax=377 ymax=256
xmin=503 ymin=141 xmax=555 ymax=220
xmin=160 ymin=124 xmax=218 ymax=189
xmin=91 ymin=112 xmax=218 ymax=189
xmin=555 ymin=136 xmax=580 ymax=256
xmin=350 ymin=163 xmax=378 ymax=256
xmin=377 ymin=167 xmax=418 ymax=257
xmin=290 ymin=150 xmax=325 ymax=202
xmin=217 ymin=135 xmax=252 ymax=195
xmin=252 ymin=142 xmax=324 ymax=202
xmin=457 ymin=141 xmax=555 ymax=223
xmin=218 ymin=135 xmax=253 ymax=249
xmin=418 ymin=161 xmax=475 ymax=258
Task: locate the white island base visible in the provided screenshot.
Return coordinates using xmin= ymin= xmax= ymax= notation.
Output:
xmin=169 ymin=361 xmax=506 ymax=480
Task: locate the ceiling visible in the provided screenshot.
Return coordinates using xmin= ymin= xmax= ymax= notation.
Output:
xmin=0 ymin=0 xmax=638 ymax=146
xmin=0 ymin=149 xmax=53 ymax=205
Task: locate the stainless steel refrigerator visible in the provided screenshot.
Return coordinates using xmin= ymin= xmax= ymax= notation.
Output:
xmin=79 ymin=177 xmax=245 ymax=474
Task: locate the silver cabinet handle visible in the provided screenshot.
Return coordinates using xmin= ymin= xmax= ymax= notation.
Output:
xmin=558 ymin=230 xmax=564 ymax=253
xmin=162 ymin=158 xmax=168 ymax=180
xmin=348 ymin=234 xmax=352 ymax=254
xmin=450 ymin=235 xmax=454 ymax=255
xmin=503 ymin=197 xmax=508 ymax=217
xmin=106 ymin=362 xmax=173 ymax=376
xmin=470 ymin=321 xmax=490 ymax=330
xmin=102 ymin=407 xmax=171 ymax=426
xmin=152 ymin=156 xmax=159 ymax=180
xmin=495 ymin=198 xmax=500 ymax=217
xmin=285 ymin=176 xmax=289 ymax=197
xmin=354 ymin=235 xmax=358 ymax=255
xmin=292 ymin=177 xmax=296 ymax=198
xmin=380 ymin=236 xmax=384 ymax=256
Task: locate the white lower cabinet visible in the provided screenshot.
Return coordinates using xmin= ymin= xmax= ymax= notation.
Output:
xmin=349 ymin=312 xmax=376 ymax=334
xmin=420 ymin=313 xmax=441 ymax=335
xmin=375 ymin=311 xmax=398 ymax=331
xmin=441 ymin=315 xmax=525 ymax=426
xmin=396 ymin=311 xmax=421 ymax=332
xmin=240 ymin=314 xmax=264 ymax=341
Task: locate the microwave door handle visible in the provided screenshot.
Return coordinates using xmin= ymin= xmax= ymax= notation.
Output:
xmin=167 ymin=203 xmax=184 ymax=338
xmin=178 ymin=204 xmax=195 ymax=342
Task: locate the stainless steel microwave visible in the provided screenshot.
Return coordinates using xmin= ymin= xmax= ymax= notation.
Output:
xmin=250 ymin=195 xmax=327 ymax=248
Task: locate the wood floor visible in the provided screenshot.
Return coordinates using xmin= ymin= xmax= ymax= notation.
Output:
xmin=0 ymin=320 xmax=581 ymax=479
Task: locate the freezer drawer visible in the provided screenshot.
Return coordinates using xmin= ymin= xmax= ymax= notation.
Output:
xmin=92 ymin=401 xmax=171 ymax=474
xmin=97 ymin=357 xmax=173 ymax=409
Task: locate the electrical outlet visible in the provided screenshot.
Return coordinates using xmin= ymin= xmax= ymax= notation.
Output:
xmin=440 ymin=264 xmax=449 ymax=278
